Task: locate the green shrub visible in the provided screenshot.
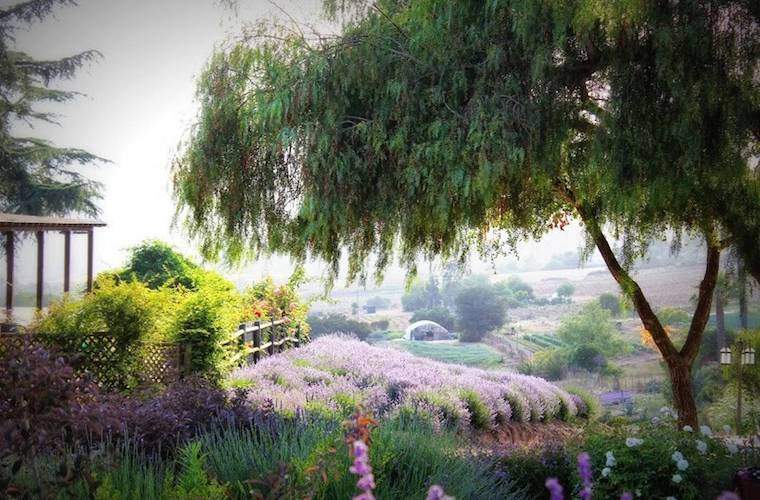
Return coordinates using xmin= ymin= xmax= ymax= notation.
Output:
xmin=172 ymin=271 xmax=244 ymax=379
xmin=565 ymin=386 xmax=601 ymax=421
xmin=119 ymin=240 xmax=199 ymax=290
xmin=557 ymin=302 xmax=628 ymax=357
xmin=242 ymin=269 xmax=310 ymax=336
xmin=499 ymin=444 xmax=574 ymax=499
xmin=33 ymin=277 xmax=176 ymax=388
xmin=370 ymin=319 xmax=390 ymax=331
xmin=525 ymin=349 xmax=568 ymax=380
xmin=307 ymin=313 xmax=372 ymax=340
xmin=569 ymin=345 xmax=607 ymax=372
xmin=556 ymin=282 xmax=575 ymax=301
xmin=580 ymin=422 xmax=746 ymax=499
xmin=460 ymin=389 xmax=491 ymax=429
xmin=598 ymin=293 xmax=622 ymax=316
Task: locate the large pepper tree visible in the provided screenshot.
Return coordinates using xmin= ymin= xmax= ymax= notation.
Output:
xmin=173 ymin=0 xmax=759 ymax=427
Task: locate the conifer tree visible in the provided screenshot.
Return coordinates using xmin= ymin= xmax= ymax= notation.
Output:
xmin=0 ymin=0 xmax=104 ymax=216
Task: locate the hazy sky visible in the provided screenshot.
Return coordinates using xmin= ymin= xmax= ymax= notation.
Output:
xmin=5 ymin=0 xmax=587 ymax=290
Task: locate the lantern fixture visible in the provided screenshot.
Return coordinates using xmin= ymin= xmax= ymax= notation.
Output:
xmin=720 ymin=346 xmax=732 ymax=365
xmin=742 ymin=347 xmax=755 ymax=366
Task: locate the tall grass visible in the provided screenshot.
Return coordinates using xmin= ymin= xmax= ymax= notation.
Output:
xmin=11 ymin=415 xmax=526 ymax=499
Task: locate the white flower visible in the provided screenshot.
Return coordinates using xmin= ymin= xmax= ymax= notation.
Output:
xmin=696 ymin=440 xmax=708 ymax=455
xmin=605 ymin=451 xmax=617 ymax=467
xmin=602 ymin=467 xmax=611 ymax=477
xmin=651 ymin=416 xmax=661 ymax=425
xmin=671 ymin=451 xmax=684 ymax=462
xmin=660 ymin=406 xmax=672 ymax=414
xmin=672 ymin=473 xmax=683 ymax=484
xmin=666 ymin=497 xmax=678 ymax=500
xmin=677 ymin=458 xmax=689 ymax=471
xmin=682 ymin=425 xmax=693 ymax=432
xmin=635 ymin=490 xmax=641 ymax=497
xmin=726 ymin=442 xmax=739 ymax=454
xmin=723 ymin=425 xmax=732 ymax=434
xmin=700 ymin=425 xmax=712 ymax=437
xmin=626 ymin=437 xmax=643 ymax=447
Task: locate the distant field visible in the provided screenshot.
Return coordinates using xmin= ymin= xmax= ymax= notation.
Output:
xmin=384 ymin=340 xmax=504 ymax=368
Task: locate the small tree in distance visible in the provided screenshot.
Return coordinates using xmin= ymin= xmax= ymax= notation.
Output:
xmin=454 ymin=285 xmax=507 ymax=342
xmin=556 ymin=283 xmax=575 ymax=302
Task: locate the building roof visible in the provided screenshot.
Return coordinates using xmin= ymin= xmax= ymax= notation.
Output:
xmin=405 ymin=320 xmax=449 ymax=335
xmin=0 ymin=212 xmax=106 ymax=232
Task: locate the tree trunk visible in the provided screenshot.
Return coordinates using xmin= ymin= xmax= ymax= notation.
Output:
xmin=569 ymin=197 xmax=720 ymax=428
xmin=667 ymin=359 xmax=698 ymax=428
xmin=738 ymin=264 xmax=748 ymax=330
xmin=715 ymin=290 xmax=726 ymax=355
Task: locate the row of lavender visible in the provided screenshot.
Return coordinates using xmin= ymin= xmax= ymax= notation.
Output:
xmin=231 ymin=335 xmax=588 ymax=430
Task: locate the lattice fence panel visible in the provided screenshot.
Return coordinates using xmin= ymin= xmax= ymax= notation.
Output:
xmin=0 ymin=333 xmax=182 ymax=391
xmin=139 ymin=342 xmax=181 ymax=386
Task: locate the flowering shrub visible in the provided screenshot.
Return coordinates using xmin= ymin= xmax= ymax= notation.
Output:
xmin=579 ymin=419 xmax=750 ymax=499
xmin=231 ymin=335 xmax=580 ymax=431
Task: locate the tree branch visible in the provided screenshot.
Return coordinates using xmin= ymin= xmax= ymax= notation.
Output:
xmin=558 ymin=188 xmax=680 ymax=362
xmin=680 ymin=239 xmax=721 ymax=363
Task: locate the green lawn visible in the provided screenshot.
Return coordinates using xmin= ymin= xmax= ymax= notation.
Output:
xmin=386 ymin=339 xmax=504 ymax=368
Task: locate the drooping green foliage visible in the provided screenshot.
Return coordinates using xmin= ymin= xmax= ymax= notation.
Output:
xmin=175 ymin=0 xmax=758 ymax=280
xmin=174 ymin=0 xmax=758 ymax=425
xmin=0 ymin=0 xmax=105 ymax=216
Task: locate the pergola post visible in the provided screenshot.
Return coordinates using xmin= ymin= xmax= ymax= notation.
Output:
xmin=36 ymin=230 xmax=44 ymax=309
xmin=86 ymin=229 xmax=94 ymax=292
xmin=4 ymin=231 xmax=13 ymax=315
xmin=63 ymin=230 xmax=71 ymax=293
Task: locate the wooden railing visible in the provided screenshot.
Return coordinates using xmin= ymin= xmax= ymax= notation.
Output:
xmin=233 ymin=317 xmax=306 ymax=366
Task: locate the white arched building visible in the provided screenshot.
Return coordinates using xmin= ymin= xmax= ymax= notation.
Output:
xmin=404 ymin=320 xmax=452 ymax=341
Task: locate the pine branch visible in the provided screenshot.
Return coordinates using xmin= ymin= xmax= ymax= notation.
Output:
xmin=14 ymin=50 xmax=102 ymax=84
xmin=0 ymin=0 xmax=77 ymax=25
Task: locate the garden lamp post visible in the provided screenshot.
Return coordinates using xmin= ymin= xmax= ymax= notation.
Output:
xmin=721 ymin=342 xmax=755 ymax=434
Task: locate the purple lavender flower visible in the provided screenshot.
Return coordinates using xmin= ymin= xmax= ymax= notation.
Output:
xmin=621 ymin=493 xmax=633 ymax=500
xmin=545 ymin=477 xmax=564 ymax=500
xmin=716 ymin=492 xmax=739 ymax=500
xmin=426 ymin=484 xmax=454 ymax=500
xmin=350 ymin=440 xmax=375 ymax=500
xmin=230 ymin=335 xmax=579 ymax=431
xmin=577 ymin=452 xmax=593 ymax=500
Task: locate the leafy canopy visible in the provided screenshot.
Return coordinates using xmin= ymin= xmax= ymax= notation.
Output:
xmin=174 ymin=0 xmax=759 ymax=283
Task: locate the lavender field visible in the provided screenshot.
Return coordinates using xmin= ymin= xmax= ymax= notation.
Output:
xmin=232 ymin=335 xmax=585 ymax=429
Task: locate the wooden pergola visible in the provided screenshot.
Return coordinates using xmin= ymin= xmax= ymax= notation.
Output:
xmin=1 ymin=213 xmax=106 ymax=313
